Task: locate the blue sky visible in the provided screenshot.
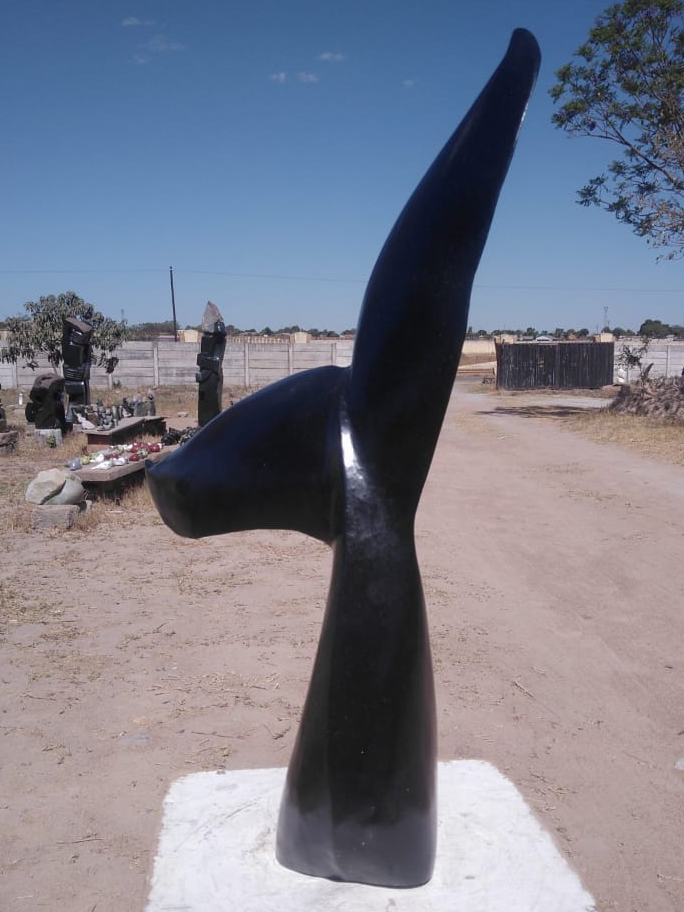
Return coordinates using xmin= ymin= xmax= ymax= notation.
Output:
xmin=2 ymin=0 xmax=683 ymax=334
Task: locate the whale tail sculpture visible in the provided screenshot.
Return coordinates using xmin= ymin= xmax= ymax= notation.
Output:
xmin=146 ymin=29 xmax=539 ymax=888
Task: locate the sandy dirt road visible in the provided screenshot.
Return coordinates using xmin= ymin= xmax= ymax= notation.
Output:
xmin=1 ymin=388 xmax=683 ymax=911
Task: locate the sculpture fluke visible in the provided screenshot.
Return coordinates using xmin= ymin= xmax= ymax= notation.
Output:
xmin=146 ymin=28 xmax=540 ymax=888
xmin=349 ymin=27 xmax=540 ymax=503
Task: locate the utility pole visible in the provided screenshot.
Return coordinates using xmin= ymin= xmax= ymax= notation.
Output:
xmin=169 ymin=266 xmax=178 ymax=341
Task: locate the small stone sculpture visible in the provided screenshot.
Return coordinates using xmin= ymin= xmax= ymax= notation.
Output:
xmin=25 ymin=373 xmax=67 ymax=432
xmin=147 ymin=29 xmax=539 ymax=888
xmin=25 ymin=468 xmax=85 ymax=505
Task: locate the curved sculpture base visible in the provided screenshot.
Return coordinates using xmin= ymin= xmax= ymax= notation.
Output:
xmin=275 ymin=499 xmax=437 ymax=886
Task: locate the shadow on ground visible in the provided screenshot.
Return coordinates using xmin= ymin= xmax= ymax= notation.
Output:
xmin=475 ymin=404 xmax=608 ymax=420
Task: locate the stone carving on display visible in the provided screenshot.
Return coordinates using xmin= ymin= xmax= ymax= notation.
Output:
xmin=61 ymin=316 xmax=93 ymax=408
xmin=147 ymin=29 xmax=539 ymax=888
xmin=25 ymin=373 xmax=68 ymax=432
xmin=196 ymin=301 xmax=227 ymax=427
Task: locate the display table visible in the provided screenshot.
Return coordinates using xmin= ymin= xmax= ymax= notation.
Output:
xmin=85 ymin=416 xmax=166 ymax=451
xmin=72 ymin=446 xmax=172 ymax=494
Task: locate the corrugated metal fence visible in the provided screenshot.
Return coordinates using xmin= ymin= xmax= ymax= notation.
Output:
xmin=496 ymin=342 xmax=614 ymax=391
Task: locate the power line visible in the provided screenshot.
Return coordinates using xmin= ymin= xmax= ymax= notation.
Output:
xmin=0 ymin=266 xmax=683 ymax=295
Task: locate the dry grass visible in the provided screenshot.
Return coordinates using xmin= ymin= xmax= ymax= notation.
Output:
xmin=98 ymin=383 xmax=247 ymax=417
xmin=0 ymin=383 xmax=255 ymax=536
xmin=566 ymin=407 xmax=684 ymax=466
xmin=458 ymin=353 xmax=496 ymax=366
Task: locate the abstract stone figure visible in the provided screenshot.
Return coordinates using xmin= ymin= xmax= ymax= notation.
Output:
xmin=25 ymin=373 xmax=67 ymax=432
xmin=147 ymin=29 xmax=539 ymax=888
xmin=196 ymin=301 xmax=227 ymax=427
xmin=61 ymin=316 xmax=93 ymax=408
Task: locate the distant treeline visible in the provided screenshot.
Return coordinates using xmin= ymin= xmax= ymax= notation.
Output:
xmin=2 ymin=315 xmax=681 ymax=341
xmin=466 ymin=318 xmax=684 ymax=340
xmin=123 ymin=320 xmax=356 ymax=340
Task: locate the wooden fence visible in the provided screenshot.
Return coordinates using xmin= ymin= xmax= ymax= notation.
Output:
xmin=496 ymin=341 xmax=615 ymax=390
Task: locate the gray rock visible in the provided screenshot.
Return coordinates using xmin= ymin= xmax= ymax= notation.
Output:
xmin=25 ymin=468 xmax=68 ymax=504
xmin=46 ymin=477 xmax=86 ymax=505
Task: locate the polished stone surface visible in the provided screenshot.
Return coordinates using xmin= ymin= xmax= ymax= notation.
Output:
xmin=147 ymin=29 xmax=541 ymax=887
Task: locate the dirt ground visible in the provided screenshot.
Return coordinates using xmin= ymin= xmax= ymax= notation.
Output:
xmin=2 ymin=386 xmax=683 ymax=912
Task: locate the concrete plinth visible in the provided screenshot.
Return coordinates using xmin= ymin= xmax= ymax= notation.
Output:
xmin=146 ymin=761 xmax=596 ymax=912
xmin=29 ymin=503 xmax=86 ymax=530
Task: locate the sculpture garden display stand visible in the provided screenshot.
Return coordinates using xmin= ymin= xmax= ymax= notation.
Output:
xmin=145 ymin=762 xmax=596 ymax=911
xmin=84 ymin=414 xmax=166 ymax=451
xmin=146 ymin=28 xmax=592 ymax=905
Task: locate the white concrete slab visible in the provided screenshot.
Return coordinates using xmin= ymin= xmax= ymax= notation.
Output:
xmin=146 ymin=760 xmax=597 ymax=912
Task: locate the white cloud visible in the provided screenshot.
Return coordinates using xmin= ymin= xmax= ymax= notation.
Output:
xmin=403 ymin=79 xmax=417 ymax=89
xmin=133 ymin=53 xmax=150 ymax=66
xmin=297 ymin=72 xmax=319 ymax=84
xmin=147 ymin=34 xmax=185 ymax=53
xmin=122 ymin=17 xmax=155 ymax=27
xmin=318 ymin=51 xmax=345 ymax=62
xmin=270 ymin=72 xmax=287 ymax=83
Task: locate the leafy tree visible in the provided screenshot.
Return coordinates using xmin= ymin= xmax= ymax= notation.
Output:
xmin=639 ymin=316 xmax=672 ymax=335
xmin=550 ymin=0 xmax=684 ymax=259
xmin=618 ymin=337 xmax=651 ymax=375
xmin=127 ymin=320 xmax=177 ymax=340
xmin=278 ymin=325 xmax=302 ymax=334
xmin=1 ymin=291 xmax=126 ymax=373
xmin=577 ymin=327 xmax=590 ymax=336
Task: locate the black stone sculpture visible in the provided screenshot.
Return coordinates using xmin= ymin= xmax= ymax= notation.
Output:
xmin=147 ymin=29 xmax=539 ymax=888
xmin=25 ymin=372 xmax=67 ymax=432
xmin=196 ymin=301 xmax=227 ymax=427
xmin=61 ymin=316 xmax=93 ymax=409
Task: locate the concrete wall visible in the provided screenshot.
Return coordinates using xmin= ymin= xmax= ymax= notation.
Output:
xmin=614 ymin=341 xmax=684 ymax=383
xmin=463 ymin=339 xmax=497 ymax=356
xmin=0 ymin=338 xmax=354 ymax=392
